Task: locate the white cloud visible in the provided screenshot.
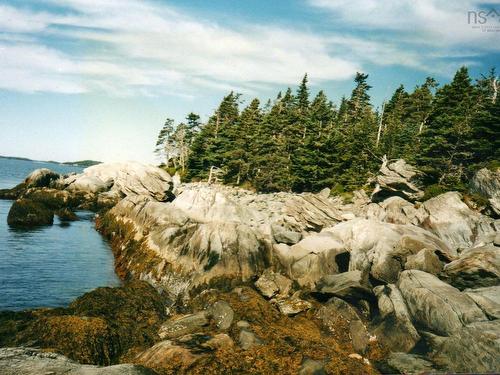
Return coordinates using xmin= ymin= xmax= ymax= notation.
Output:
xmin=0 ymin=1 xmax=359 ymax=96
xmin=310 ymin=0 xmax=500 ymax=50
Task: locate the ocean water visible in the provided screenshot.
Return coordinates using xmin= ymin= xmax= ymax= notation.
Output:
xmin=0 ymin=157 xmax=120 ymax=311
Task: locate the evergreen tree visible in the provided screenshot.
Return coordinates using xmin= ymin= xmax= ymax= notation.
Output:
xmin=418 ymin=67 xmax=477 ymax=188
xmin=338 ymin=72 xmax=378 ymax=190
xmin=470 ymin=69 xmax=500 ymax=166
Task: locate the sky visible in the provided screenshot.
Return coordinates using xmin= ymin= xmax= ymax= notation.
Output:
xmin=0 ymin=0 xmax=499 ymax=163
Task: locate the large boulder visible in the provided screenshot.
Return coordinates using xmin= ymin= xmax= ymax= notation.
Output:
xmin=7 ymin=198 xmax=54 ymax=227
xmin=370 ymin=158 xmax=423 ymax=202
xmin=397 ymin=270 xmax=487 ymax=336
xmin=425 ymin=320 xmax=500 ymax=373
xmin=274 ymin=218 xmax=454 ymax=286
xmin=372 ymin=284 xmax=420 ymax=352
xmin=24 ymin=168 xmax=60 ymax=188
xmin=63 ymin=162 xmax=174 ymax=202
xmin=471 ymin=167 xmax=500 ymax=215
xmin=0 ymin=347 xmax=154 ymax=375
xmin=443 ymin=245 xmax=500 ymax=290
xmin=464 ymin=285 xmax=500 ymax=319
xmin=417 ymin=192 xmax=497 ymax=251
xmin=99 ymin=193 xmax=271 ymax=300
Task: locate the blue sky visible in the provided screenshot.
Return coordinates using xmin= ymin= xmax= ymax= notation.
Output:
xmin=0 ymin=0 xmax=499 ymax=163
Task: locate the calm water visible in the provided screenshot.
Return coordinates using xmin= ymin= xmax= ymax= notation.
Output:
xmin=0 ymin=158 xmax=120 ymax=310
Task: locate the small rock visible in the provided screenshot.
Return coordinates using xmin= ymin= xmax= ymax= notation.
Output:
xmin=272 ymin=224 xmax=302 ymax=245
xmin=404 ymin=248 xmax=443 ymax=275
xmin=255 ymin=269 xmax=292 ymax=298
xmin=236 ymin=320 xmax=250 ymax=329
xmin=206 ymin=301 xmax=234 ymax=330
xmin=238 ymin=329 xmax=262 ymax=350
xmin=348 ymin=353 xmax=363 ymax=360
xmin=55 ymin=208 xmax=79 ymax=221
xmin=298 ymin=358 xmax=326 ymax=375
xmin=158 ymin=312 xmax=209 ymax=339
xmin=274 ymin=293 xmax=312 ymax=316
xmin=202 ymin=333 xmax=234 ymax=350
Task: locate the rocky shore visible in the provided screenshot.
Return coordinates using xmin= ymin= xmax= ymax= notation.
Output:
xmin=0 ymin=160 xmax=499 ymax=374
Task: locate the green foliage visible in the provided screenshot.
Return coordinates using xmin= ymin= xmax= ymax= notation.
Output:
xmin=157 ymin=67 xmax=499 ymax=194
xmin=422 ymin=184 xmax=447 ymax=201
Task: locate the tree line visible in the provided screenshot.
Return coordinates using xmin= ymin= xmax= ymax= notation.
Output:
xmin=155 ymin=67 xmax=499 ymax=194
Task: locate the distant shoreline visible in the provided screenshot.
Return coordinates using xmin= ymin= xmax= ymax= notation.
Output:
xmin=0 ymin=155 xmax=101 ymax=168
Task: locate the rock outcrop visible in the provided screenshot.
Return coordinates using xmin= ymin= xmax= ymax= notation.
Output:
xmin=471 ymin=167 xmax=500 ymax=215
xmin=7 ymin=198 xmax=54 ymax=227
xmin=2 ymin=159 xmax=500 ymax=374
xmin=370 ymin=157 xmax=424 ymax=202
xmin=0 ymin=348 xmax=154 ymax=375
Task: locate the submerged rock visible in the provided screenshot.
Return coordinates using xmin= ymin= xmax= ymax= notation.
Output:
xmin=7 ymin=198 xmax=54 ymax=227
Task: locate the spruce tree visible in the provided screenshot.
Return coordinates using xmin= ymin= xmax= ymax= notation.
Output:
xmin=418 ymin=67 xmax=476 ymax=188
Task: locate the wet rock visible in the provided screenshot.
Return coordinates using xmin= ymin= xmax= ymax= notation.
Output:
xmin=382 ymin=352 xmax=436 ymax=374
xmin=404 ymin=248 xmax=443 ymax=275
xmin=159 ymin=312 xmax=209 ymax=339
xmin=2 ymin=281 xmax=167 ymax=366
xmin=274 ymin=292 xmax=312 ymax=316
xmin=22 ymin=188 xmax=73 ymax=209
xmin=443 ymin=245 xmax=499 ymax=290
xmin=370 ymin=158 xmax=423 ymax=202
xmin=316 ymin=271 xmax=373 ymax=300
xmin=238 ymin=328 xmax=262 ymax=350
xmin=206 ymin=301 xmax=234 ymax=330
xmin=135 ymin=340 xmax=201 ymax=372
xmin=55 ymin=208 xmax=79 ymax=221
xmin=397 ymin=270 xmax=487 ymax=336
xmin=255 ymin=269 xmax=292 ymax=298
xmin=299 ymin=358 xmax=326 ymax=375
xmin=464 ymin=286 xmax=500 ymax=319
xmin=7 ymin=198 xmax=54 ymax=227
xmin=25 ymin=168 xmax=60 ymax=188
xmin=202 ymin=333 xmax=234 ymax=350
xmin=0 ymin=347 xmax=154 ymax=375
xmin=372 ymin=284 xmax=420 ymax=352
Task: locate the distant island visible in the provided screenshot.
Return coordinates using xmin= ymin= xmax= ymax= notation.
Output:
xmin=0 ymin=155 xmax=101 ymax=167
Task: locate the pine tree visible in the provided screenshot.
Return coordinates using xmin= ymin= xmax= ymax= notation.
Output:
xmin=338 ymin=72 xmax=378 ymax=190
xmin=155 ymin=118 xmax=176 ymax=168
xmin=470 ymin=69 xmax=500 ymax=167
xmin=418 ymin=67 xmax=477 ymax=188
xmin=187 ymin=93 xmax=240 ymax=180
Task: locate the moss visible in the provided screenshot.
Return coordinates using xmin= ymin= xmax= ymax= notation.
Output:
xmin=7 ymin=198 xmax=54 ymax=227
xmin=422 ymin=184 xmax=447 ymax=201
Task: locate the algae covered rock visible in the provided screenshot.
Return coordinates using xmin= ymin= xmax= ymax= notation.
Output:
xmin=1 ymin=281 xmax=167 ymax=366
xmin=7 ymin=198 xmax=54 ymax=227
